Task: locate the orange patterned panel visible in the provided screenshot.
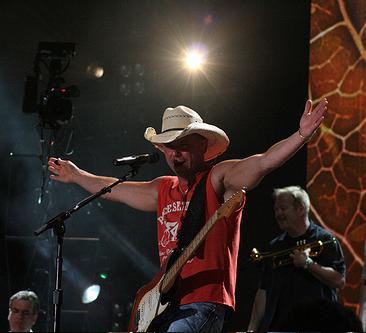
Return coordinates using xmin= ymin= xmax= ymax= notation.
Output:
xmin=309 ymin=0 xmax=366 ymax=312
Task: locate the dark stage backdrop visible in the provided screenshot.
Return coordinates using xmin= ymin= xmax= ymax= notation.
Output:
xmin=0 ymin=1 xmax=310 ymax=331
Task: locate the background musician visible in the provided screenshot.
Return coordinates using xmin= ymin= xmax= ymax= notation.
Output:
xmin=248 ymin=185 xmax=346 ymax=332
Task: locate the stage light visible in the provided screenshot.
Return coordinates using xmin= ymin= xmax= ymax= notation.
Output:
xmin=86 ymin=63 xmax=104 ymax=79
xmin=134 ymin=63 xmax=145 ymax=77
xmin=119 ymin=83 xmax=131 ymax=96
xmin=120 ymin=63 xmax=147 ymax=98
xmin=40 ymin=94 xmax=73 ymax=127
xmin=38 ymin=41 xmax=75 ymax=58
xmin=184 ymin=46 xmax=207 ymax=72
xmin=81 ymin=284 xmax=101 ymax=304
xmin=133 ymin=81 xmax=145 ymax=95
xmin=22 ymin=42 xmax=79 ymax=128
xmin=39 ymin=85 xmax=80 ymax=128
xmin=120 ymin=65 xmax=132 ymax=78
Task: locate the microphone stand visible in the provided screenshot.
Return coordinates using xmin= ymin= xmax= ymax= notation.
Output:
xmin=34 ymin=165 xmax=141 ymax=332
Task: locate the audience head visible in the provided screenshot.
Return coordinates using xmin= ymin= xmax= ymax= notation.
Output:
xmin=8 ymin=290 xmax=39 ymax=332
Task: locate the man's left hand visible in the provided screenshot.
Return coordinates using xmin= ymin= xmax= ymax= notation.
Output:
xmin=298 ymin=98 xmax=328 ymax=139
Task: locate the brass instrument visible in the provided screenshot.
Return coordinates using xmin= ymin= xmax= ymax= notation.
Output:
xmin=250 ymin=237 xmax=336 ymax=269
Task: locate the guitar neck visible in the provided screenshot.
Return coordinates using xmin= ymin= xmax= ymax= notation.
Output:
xmin=160 ymin=189 xmax=245 ymax=294
xmin=161 ymin=210 xmax=219 ymax=293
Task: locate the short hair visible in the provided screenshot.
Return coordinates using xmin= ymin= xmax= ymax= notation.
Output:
xmin=273 ymin=185 xmax=310 ymax=214
xmin=9 ymin=290 xmax=39 ymax=315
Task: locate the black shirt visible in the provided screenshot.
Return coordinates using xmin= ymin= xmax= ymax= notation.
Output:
xmin=257 ymin=220 xmax=346 ymax=332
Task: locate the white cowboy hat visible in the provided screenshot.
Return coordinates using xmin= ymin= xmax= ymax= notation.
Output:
xmin=144 ymin=105 xmax=229 ymax=161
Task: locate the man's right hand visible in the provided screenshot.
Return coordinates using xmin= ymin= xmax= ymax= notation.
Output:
xmin=48 ymin=157 xmax=79 ymax=183
xmin=47 ymin=157 xmax=160 ymax=212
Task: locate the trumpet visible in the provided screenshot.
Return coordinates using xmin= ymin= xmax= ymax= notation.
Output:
xmin=250 ymin=237 xmax=336 ymax=269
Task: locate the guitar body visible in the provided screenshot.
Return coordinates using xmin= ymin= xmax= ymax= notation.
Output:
xmin=128 ymin=273 xmax=168 ymax=332
xmin=128 ymin=250 xmax=180 ymax=332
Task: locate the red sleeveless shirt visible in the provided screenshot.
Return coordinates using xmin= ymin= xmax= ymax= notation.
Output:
xmin=156 ymin=169 xmax=244 ymax=310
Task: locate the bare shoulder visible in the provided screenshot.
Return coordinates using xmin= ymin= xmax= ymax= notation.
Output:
xmin=144 ymin=176 xmax=167 ymax=191
xmin=212 ymin=155 xmax=264 ymax=197
xmin=212 ymin=156 xmax=259 ymax=177
xmin=117 ymin=176 xmax=168 ymax=212
xmin=146 ymin=175 xmax=181 ymax=193
xmin=211 ymin=160 xmax=241 ymax=198
xmin=212 ymin=159 xmax=241 ymax=177
xmin=124 ymin=176 xmax=166 ymax=196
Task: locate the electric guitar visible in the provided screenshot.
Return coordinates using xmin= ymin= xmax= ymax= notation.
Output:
xmin=128 ymin=189 xmax=246 ymax=332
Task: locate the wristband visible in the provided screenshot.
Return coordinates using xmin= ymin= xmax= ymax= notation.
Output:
xmin=298 ymin=129 xmax=312 ymax=142
xmin=304 ymin=257 xmax=314 ymax=269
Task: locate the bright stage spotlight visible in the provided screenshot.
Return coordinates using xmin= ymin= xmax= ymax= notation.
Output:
xmin=81 ymin=284 xmax=101 ymax=304
xmin=183 ymin=44 xmax=208 ymax=72
xmin=184 ymin=51 xmax=205 ymax=71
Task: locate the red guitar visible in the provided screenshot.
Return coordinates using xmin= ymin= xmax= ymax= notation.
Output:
xmin=128 ymin=189 xmax=246 ymax=332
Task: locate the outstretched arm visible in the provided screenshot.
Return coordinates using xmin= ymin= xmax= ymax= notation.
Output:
xmin=48 ymin=158 xmax=160 ymax=212
xmin=211 ymin=98 xmax=328 ymax=198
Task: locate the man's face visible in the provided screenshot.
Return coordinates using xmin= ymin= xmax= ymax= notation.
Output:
xmin=161 ymin=134 xmax=207 ymax=180
xmin=8 ymin=299 xmax=38 ymax=332
xmin=274 ymin=194 xmax=302 ymax=231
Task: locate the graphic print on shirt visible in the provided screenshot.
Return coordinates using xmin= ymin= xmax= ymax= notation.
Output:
xmin=161 ymin=221 xmax=179 ymax=247
xmin=157 ymin=200 xmax=190 ymax=262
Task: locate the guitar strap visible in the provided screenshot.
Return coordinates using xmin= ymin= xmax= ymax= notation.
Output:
xmin=176 ymin=174 xmax=208 ymax=251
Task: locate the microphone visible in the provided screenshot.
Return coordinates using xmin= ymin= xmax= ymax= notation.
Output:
xmin=112 ymin=152 xmax=159 ymax=166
